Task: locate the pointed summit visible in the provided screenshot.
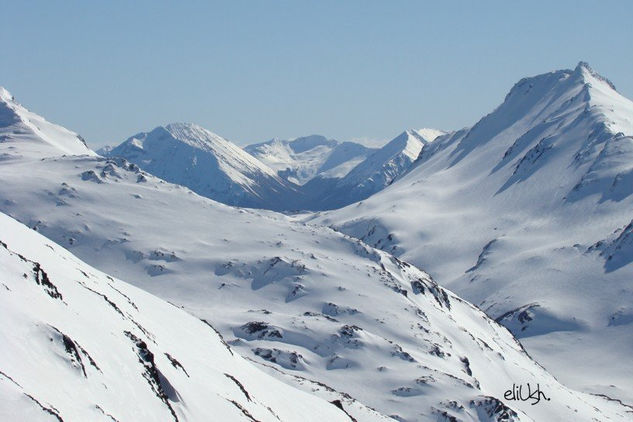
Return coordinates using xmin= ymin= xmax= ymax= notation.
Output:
xmin=305 ymin=129 xmax=430 ymax=209
xmin=415 ymin=128 xmax=446 ymax=143
xmin=382 ymin=129 xmax=427 ymax=160
xmin=316 ymin=63 xmax=633 ymax=401
xmin=107 ymin=123 xmax=301 ymax=210
xmin=574 ymin=61 xmax=617 ymax=91
xmin=0 ymin=86 xmax=15 ymax=103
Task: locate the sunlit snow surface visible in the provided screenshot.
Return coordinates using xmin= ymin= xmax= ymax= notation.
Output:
xmin=106 ymin=122 xmax=300 ymax=211
xmin=1 ymin=84 xmax=632 ymax=420
xmin=312 ymin=62 xmax=633 ymax=404
xmin=245 ymin=135 xmax=375 ymax=185
xmin=0 ymin=212 xmax=368 ymax=422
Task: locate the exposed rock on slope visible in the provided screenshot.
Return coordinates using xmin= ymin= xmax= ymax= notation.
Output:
xmin=0 ymin=212 xmax=364 ymax=422
xmin=311 ymin=62 xmax=633 ymax=402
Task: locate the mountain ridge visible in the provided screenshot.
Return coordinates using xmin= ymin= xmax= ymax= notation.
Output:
xmin=311 ymin=61 xmax=633 ymax=403
xmin=0 ymin=87 xmax=94 ymax=157
xmin=105 ymin=126 xmax=444 ymax=211
xmin=244 ymin=134 xmax=374 ymax=185
xmin=106 ymin=122 xmax=302 ymax=210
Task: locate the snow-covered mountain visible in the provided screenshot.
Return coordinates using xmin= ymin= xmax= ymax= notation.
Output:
xmin=0 ymin=212 xmax=378 ymax=422
xmin=311 ymin=62 xmax=633 ymax=403
xmin=303 ymin=129 xmax=439 ymax=210
xmin=415 ymin=128 xmax=446 ymax=142
xmin=104 ymin=123 xmax=301 ymax=211
xmin=245 ymin=135 xmax=375 ymax=185
xmin=1 ymin=86 xmax=630 ymax=421
xmin=95 ymin=145 xmax=112 ymax=156
xmin=0 ymin=88 xmax=94 ymax=158
xmin=104 ymin=127 xmax=441 ymax=211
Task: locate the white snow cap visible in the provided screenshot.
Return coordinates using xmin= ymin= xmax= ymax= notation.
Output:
xmin=575 ymin=61 xmax=618 ymax=91
xmin=0 ymin=86 xmax=15 ymax=103
xmin=415 ymin=128 xmax=446 ymax=142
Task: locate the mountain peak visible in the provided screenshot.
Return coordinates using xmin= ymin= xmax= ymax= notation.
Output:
xmin=155 ymin=122 xmax=225 ymax=150
xmin=0 ymin=86 xmax=15 ymax=103
xmin=108 ymin=122 xmax=300 ymax=210
xmin=328 ymin=129 xmax=427 ymax=201
xmin=164 ymin=121 xmax=206 ymax=134
xmin=386 ymin=130 xmax=426 ymax=159
xmin=415 ymin=128 xmax=446 ymax=142
xmin=574 ymin=61 xmax=617 ymax=91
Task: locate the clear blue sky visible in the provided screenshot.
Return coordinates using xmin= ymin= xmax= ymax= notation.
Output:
xmin=2 ymin=1 xmax=632 ymax=148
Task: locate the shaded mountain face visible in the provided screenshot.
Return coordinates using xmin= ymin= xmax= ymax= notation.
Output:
xmin=0 ymin=212 xmax=371 ymax=422
xmin=312 ymin=62 xmax=633 ymax=403
xmin=105 ymin=123 xmax=301 ymax=211
xmin=1 ymin=89 xmax=630 ymax=421
xmin=245 ymin=135 xmax=375 ymax=185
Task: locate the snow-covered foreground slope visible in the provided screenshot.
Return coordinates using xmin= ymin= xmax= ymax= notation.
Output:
xmin=0 ymin=212 xmax=373 ymax=422
xmin=312 ymin=62 xmax=633 ymax=403
xmin=105 ymin=123 xmax=301 ymax=211
xmin=245 ymin=135 xmax=375 ymax=185
xmin=1 ymin=89 xmax=632 ymax=421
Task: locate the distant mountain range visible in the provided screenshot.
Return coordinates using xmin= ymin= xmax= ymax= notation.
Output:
xmin=99 ymin=125 xmax=444 ymax=211
xmin=245 ymin=134 xmax=374 ymax=185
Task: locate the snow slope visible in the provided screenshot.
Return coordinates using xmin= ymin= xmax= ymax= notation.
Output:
xmin=245 ymin=135 xmax=375 ymax=185
xmin=415 ymin=128 xmax=446 ymax=143
xmin=312 ymin=62 xmax=633 ymax=403
xmin=0 ymin=88 xmax=94 ymax=158
xmin=105 ymin=123 xmax=301 ymax=211
xmin=1 ymin=88 xmax=631 ymax=421
xmin=0 ymin=212 xmax=371 ymax=422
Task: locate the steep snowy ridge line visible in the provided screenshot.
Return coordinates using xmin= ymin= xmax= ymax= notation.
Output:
xmin=311 ymin=62 xmax=633 ymax=405
xmin=0 ymin=87 xmax=94 ymax=157
xmin=104 ymin=122 xmax=302 ymax=211
xmin=298 ymin=129 xmax=436 ymax=210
